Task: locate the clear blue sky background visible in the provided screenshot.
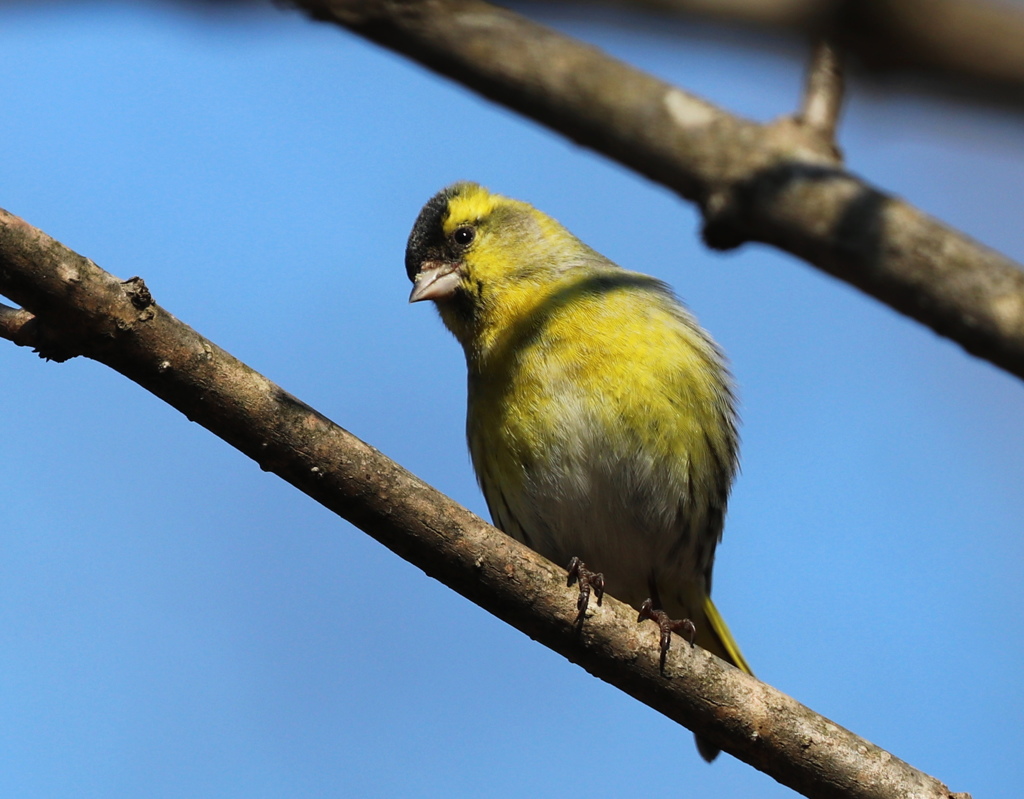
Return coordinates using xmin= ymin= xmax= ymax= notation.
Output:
xmin=2 ymin=3 xmax=1022 ymax=797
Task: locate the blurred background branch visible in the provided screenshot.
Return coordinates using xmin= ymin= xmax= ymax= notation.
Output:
xmin=797 ymin=39 xmax=844 ymax=147
xmin=524 ymin=0 xmax=1024 ymax=112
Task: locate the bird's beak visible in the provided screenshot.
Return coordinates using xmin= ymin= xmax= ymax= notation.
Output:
xmin=409 ymin=261 xmax=462 ymax=303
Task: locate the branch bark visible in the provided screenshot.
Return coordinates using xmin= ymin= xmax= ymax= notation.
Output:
xmin=291 ymin=0 xmax=1024 ymax=383
xmin=0 ymin=208 xmax=969 ymax=799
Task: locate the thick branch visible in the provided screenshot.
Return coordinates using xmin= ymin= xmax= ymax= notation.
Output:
xmin=292 ymin=0 xmax=1024 ymax=382
xmin=0 ymin=208 xmax=968 ymax=799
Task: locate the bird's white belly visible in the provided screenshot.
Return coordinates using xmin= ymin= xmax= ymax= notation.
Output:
xmin=480 ymin=410 xmax=708 ymax=611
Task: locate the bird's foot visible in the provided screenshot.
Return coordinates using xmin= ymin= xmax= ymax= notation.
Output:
xmin=566 ymin=557 xmax=605 ymax=629
xmin=637 ymin=599 xmax=696 ymax=675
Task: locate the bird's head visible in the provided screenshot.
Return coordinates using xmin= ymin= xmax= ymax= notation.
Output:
xmin=405 ymin=182 xmax=590 ymax=354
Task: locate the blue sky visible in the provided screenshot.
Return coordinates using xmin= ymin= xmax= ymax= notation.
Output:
xmin=2 ymin=3 xmax=1022 ymax=797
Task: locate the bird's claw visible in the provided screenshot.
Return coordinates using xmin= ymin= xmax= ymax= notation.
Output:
xmin=637 ymin=598 xmax=696 ymax=675
xmin=566 ymin=557 xmax=605 ymax=629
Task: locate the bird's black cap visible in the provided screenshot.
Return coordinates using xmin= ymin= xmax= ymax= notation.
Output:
xmin=405 ymin=183 xmax=476 ymax=280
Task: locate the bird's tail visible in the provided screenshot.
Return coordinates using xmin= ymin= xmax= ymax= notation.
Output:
xmin=701 ymin=594 xmax=752 ymax=674
xmin=694 ymin=595 xmax=752 ymax=762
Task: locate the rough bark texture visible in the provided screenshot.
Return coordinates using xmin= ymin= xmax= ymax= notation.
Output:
xmin=0 ymin=206 xmax=970 ymax=799
xmin=290 ymin=0 xmax=1024 ymax=383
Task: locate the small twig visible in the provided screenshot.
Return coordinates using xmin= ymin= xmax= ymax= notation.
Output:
xmin=0 ymin=301 xmax=37 ymax=346
xmin=798 ymin=39 xmax=844 ymax=148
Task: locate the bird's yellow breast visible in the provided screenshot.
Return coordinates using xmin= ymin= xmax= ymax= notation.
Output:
xmin=466 ymin=268 xmax=732 ymax=509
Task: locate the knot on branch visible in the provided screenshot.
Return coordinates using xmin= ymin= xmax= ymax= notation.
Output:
xmin=122 ymin=276 xmax=154 ymax=311
xmin=701 ymin=116 xmax=845 ymax=251
xmin=1 ymin=276 xmax=159 ymax=362
xmin=700 ymin=186 xmax=748 ymax=252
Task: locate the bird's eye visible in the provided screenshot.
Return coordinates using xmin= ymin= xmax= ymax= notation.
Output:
xmin=452 ymin=226 xmax=476 ymax=247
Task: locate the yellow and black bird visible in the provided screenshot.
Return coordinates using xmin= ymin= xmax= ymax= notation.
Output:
xmin=406 ymin=182 xmax=751 ymax=761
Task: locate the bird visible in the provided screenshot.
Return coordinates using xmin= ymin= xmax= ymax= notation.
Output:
xmin=405 ymin=181 xmax=751 ymax=761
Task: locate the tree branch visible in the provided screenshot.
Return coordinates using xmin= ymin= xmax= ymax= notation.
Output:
xmin=798 ymin=39 xmax=844 ymax=152
xmin=525 ymin=0 xmax=1024 ymax=111
xmin=0 ymin=301 xmax=35 ymax=346
xmin=0 ymin=207 xmax=969 ymax=799
xmin=290 ymin=0 xmax=1024 ymax=383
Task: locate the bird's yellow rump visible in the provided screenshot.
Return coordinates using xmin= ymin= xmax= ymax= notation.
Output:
xmin=406 ymin=182 xmax=750 ymax=761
